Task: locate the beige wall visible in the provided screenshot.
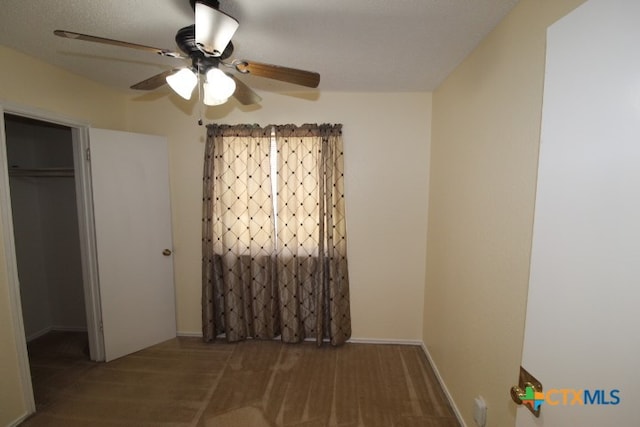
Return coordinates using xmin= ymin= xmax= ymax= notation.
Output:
xmin=424 ymin=0 xmax=586 ymax=426
xmin=0 ymin=45 xmax=431 ymax=424
xmin=0 ymin=47 xmax=127 ymax=129
xmin=125 ymin=91 xmax=432 ymax=341
xmin=0 ymin=46 xmax=129 ymax=426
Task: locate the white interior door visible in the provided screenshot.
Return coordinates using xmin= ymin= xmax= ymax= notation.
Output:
xmin=515 ymin=0 xmax=640 ymax=425
xmin=89 ymin=128 xmax=176 ymax=362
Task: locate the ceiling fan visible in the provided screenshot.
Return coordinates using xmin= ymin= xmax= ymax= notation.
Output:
xmin=54 ymin=0 xmax=320 ymax=107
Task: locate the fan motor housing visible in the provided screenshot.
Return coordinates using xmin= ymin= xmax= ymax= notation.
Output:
xmin=175 ymin=25 xmax=233 ymax=73
xmin=189 ymin=0 xmax=220 ymax=11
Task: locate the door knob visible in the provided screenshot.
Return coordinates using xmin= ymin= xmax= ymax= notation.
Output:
xmin=511 ymin=382 xmax=537 ymax=405
xmin=162 ymin=249 xmax=172 ymax=256
xmin=511 ymin=385 xmax=525 ymax=404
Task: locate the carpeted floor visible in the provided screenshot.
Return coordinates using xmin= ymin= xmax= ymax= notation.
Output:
xmin=22 ymin=333 xmax=459 ymax=426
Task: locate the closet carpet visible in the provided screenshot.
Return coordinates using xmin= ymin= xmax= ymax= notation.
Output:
xmin=22 ymin=334 xmax=459 ymax=426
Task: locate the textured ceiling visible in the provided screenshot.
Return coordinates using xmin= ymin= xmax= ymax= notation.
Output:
xmin=0 ymin=0 xmax=520 ymax=95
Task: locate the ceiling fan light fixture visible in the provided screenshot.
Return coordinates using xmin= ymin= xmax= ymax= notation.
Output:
xmin=202 ymin=90 xmax=228 ymax=106
xmin=195 ymin=2 xmax=239 ymax=57
xmin=166 ymin=68 xmax=198 ymax=100
xmin=203 ymin=68 xmax=236 ymax=105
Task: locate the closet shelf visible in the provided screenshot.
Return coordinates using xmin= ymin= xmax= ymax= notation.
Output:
xmin=8 ymin=167 xmax=75 ymax=178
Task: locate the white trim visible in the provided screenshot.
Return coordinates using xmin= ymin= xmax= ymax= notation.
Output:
xmin=177 ymin=331 xmax=204 ymax=338
xmin=347 ymin=337 xmax=424 ymax=346
xmin=0 ymin=101 xmax=105 ymax=425
xmin=420 ymin=342 xmax=467 ymax=427
xmin=176 ymin=333 xmax=426 ymax=347
xmin=51 ymin=326 xmax=89 ymax=332
xmin=0 ymin=105 xmax=36 ymax=418
xmin=26 ymin=326 xmax=89 ymax=342
xmin=7 ymin=412 xmax=30 ymax=427
xmin=25 ymin=327 xmax=53 ymax=342
xmin=72 ymin=126 xmax=105 ymax=362
xmin=0 ymin=106 xmax=36 ymax=417
xmin=0 ymin=100 xmax=90 ymax=128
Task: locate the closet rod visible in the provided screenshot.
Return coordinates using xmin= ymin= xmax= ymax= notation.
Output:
xmin=8 ymin=168 xmax=75 ymax=178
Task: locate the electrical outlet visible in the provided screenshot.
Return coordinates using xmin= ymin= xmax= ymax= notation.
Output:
xmin=473 ymin=396 xmax=487 ymax=427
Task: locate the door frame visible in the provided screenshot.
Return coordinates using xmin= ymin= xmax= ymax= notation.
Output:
xmin=0 ymin=101 xmax=105 ymax=416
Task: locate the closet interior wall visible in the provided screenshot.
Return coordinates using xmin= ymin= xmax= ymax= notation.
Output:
xmin=5 ymin=114 xmax=86 ymax=340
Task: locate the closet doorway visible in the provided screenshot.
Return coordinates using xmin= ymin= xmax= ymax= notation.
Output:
xmin=1 ymin=105 xmax=177 ymax=418
xmin=4 ymin=114 xmax=92 ymax=408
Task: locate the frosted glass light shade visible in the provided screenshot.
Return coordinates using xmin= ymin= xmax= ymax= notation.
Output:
xmin=203 ymin=69 xmax=236 ymax=106
xmin=166 ymin=68 xmax=198 ymax=100
xmin=195 ymin=2 xmax=239 ymax=57
xmin=202 ymin=85 xmax=228 ymax=105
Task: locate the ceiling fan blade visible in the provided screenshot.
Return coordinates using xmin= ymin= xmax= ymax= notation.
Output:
xmin=235 ymin=60 xmax=320 ymax=88
xmin=54 ymin=30 xmax=185 ymax=59
xmin=229 ymin=75 xmax=261 ymax=105
xmin=130 ymin=69 xmax=180 ymax=90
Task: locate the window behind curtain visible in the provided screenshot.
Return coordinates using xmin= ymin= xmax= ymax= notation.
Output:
xmin=202 ymin=123 xmax=350 ymax=346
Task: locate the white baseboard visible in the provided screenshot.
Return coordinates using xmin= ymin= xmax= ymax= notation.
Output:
xmin=347 ymin=337 xmax=423 ymax=346
xmin=177 ymin=331 xmax=203 ymax=337
xmin=26 ymin=326 xmax=88 ymax=342
xmin=8 ymin=411 xmax=30 ymax=427
xmin=420 ymin=343 xmax=467 ymax=427
xmin=52 ymin=325 xmax=88 ymax=333
xmin=176 ymin=332 xmax=426 ymax=347
xmin=26 ymin=326 xmax=53 ymax=342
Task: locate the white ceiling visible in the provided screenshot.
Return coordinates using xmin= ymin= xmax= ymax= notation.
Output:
xmin=0 ymin=0 xmax=520 ymax=95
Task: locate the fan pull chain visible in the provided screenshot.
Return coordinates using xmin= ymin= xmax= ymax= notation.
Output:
xmin=197 ymin=64 xmax=204 ymax=126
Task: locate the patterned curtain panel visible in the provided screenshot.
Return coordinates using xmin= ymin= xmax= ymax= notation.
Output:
xmin=202 ymin=123 xmax=351 ymax=346
xmin=202 ymin=124 xmax=279 ymax=342
xmin=274 ymin=124 xmax=351 ymax=346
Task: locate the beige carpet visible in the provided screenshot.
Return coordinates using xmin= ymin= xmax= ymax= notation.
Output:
xmin=22 ymin=334 xmax=459 ymax=426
